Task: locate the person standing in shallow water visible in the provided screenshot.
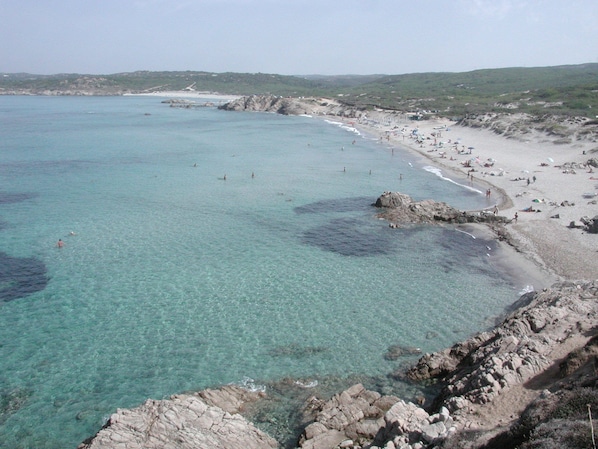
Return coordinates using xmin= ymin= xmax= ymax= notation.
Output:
xmin=57 ymin=239 xmax=64 ymax=248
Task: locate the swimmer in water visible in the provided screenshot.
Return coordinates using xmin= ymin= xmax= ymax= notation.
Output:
xmin=57 ymin=239 xmax=64 ymax=248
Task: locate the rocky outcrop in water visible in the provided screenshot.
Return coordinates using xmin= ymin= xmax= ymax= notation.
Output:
xmin=407 ymin=281 xmax=597 ymax=395
xmin=374 ymin=191 xmax=507 ymax=226
xmin=77 ymin=386 xmax=276 ymax=449
xmin=161 ymin=98 xmax=215 ymax=108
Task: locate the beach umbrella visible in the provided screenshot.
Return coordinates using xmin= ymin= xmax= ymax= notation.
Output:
xmin=468 ymin=146 xmax=475 ymax=150
xmin=547 ymin=157 xmax=554 ymax=163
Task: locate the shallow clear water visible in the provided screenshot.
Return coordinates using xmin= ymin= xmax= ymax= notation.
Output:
xmin=1 ymin=96 xmax=526 ymax=448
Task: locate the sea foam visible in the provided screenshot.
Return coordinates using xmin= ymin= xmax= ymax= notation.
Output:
xmin=423 ymin=165 xmax=483 ymax=194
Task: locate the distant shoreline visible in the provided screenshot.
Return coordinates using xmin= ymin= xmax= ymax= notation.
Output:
xmin=124 ymin=91 xmax=242 ymax=101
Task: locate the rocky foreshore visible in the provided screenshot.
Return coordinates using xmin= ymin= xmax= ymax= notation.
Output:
xmin=217 ymin=94 xmax=342 ymax=116
xmin=78 ymin=280 xmax=597 ymax=449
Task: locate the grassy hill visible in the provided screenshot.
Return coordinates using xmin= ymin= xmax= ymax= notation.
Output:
xmin=2 ymin=64 xmax=597 ymax=118
xmin=0 ymin=71 xmax=330 ymax=97
xmin=334 ymin=64 xmax=598 ymax=117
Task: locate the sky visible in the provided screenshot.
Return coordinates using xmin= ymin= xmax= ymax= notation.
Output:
xmin=1 ymin=0 xmax=597 ymax=76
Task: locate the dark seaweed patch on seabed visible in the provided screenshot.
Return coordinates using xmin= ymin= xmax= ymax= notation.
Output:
xmin=297 ymin=197 xmax=400 ymax=256
xmin=294 ymin=196 xmax=374 ymax=215
xmin=0 ymin=192 xmax=38 ymax=204
xmin=0 ymin=253 xmax=48 ymax=302
xmin=301 ymin=217 xmax=396 ymax=257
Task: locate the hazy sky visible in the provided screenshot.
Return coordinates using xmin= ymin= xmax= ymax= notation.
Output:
xmin=1 ymin=0 xmax=597 ymax=75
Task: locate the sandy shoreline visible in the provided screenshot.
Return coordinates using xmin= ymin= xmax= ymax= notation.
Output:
xmin=125 ymin=91 xmax=242 ymax=101
xmin=344 ymin=113 xmax=598 ymax=281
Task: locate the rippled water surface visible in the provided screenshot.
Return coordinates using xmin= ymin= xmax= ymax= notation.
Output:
xmin=0 ymin=96 xmax=525 ymax=448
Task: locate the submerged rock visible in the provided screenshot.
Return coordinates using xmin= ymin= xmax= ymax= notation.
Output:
xmin=0 ymin=252 xmax=49 ymax=302
xmin=383 ymin=344 xmax=422 ymax=361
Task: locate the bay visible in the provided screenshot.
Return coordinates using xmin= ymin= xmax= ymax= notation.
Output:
xmin=0 ymin=96 xmax=529 ymax=448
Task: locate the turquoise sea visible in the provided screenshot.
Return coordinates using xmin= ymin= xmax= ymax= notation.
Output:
xmin=0 ymin=96 xmax=538 ymax=448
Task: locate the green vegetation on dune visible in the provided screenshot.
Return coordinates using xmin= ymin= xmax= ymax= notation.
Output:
xmin=1 ymin=64 xmax=597 ymax=118
xmin=335 ymin=64 xmax=598 ymax=117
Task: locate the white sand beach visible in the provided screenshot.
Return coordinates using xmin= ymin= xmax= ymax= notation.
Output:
xmin=125 ymin=91 xmax=242 ymax=101
xmin=349 ymin=113 xmax=598 ymax=281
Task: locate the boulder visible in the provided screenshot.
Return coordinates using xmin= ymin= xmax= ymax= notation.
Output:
xmin=580 ymin=215 xmax=598 ymax=233
xmin=297 ymin=384 xmax=459 ymax=449
xmin=298 ymin=384 xmax=402 ymax=448
xmin=77 ymin=393 xmax=277 ymax=449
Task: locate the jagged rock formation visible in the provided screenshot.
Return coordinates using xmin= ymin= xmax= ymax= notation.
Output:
xmin=218 ymin=94 xmax=315 ymax=115
xmin=77 ymin=386 xmax=277 ymax=449
xmin=297 ymin=383 xmax=456 ymax=449
xmin=580 ymin=215 xmax=598 ymax=233
xmin=373 ymin=191 xmax=507 ymax=226
xmin=406 ymin=280 xmax=598 ymax=419
xmin=218 ymin=94 xmax=365 ymax=118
